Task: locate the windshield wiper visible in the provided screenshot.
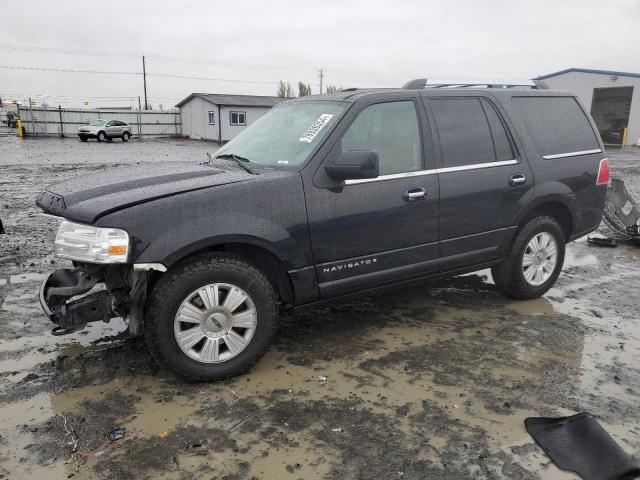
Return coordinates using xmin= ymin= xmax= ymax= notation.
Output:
xmin=211 ymin=153 xmax=259 ymax=175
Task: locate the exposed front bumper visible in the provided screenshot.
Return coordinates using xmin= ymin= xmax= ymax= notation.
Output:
xmin=78 ymin=132 xmax=97 ymax=138
xmin=39 ymin=268 xmax=115 ymax=332
xmin=39 ymin=265 xmax=150 ymax=335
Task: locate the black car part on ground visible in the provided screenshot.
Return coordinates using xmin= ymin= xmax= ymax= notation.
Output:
xmin=602 ymin=178 xmax=640 ymax=241
xmin=525 ymin=413 xmax=640 ymax=480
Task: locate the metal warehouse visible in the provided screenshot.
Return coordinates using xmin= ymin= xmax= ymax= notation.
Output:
xmin=537 ymin=68 xmax=640 ymax=146
xmin=176 ymin=93 xmax=286 ymax=143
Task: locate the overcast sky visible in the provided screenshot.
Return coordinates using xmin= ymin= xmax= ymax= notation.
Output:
xmin=1 ymin=0 xmax=639 ymax=108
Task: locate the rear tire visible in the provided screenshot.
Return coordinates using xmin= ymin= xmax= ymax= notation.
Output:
xmin=97 ymin=131 xmax=106 ymax=142
xmin=122 ymin=131 xmax=130 ymax=142
xmin=492 ymin=216 xmax=565 ymax=299
xmin=145 ymin=253 xmax=277 ymax=381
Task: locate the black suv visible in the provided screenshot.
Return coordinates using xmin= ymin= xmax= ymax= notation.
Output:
xmin=37 ymin=79 xmax=609 ymax=380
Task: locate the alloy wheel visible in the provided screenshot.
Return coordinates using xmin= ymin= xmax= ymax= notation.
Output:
xmin=522 ymin=232 xmax=558 ymax=286
xmin=173 ymin=283 xmax=257 ymax=363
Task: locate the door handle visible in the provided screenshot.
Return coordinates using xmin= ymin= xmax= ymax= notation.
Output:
xmin=403 ymin=187 xmax=426 ymax=202
xmin=509 ymin=174 xmax=526 ymax=187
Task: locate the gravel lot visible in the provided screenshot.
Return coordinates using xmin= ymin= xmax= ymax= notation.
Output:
xmin=1 ymin=135 xmax=639 ymax=480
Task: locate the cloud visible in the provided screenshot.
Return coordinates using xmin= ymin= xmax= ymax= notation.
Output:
xmin=1 ymin=0 xmax=638 ymax=107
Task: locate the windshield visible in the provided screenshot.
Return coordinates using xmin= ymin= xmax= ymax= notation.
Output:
xmin=215 ymin=101 xmax=347 ymax=167
xmin=89 ymin=120 xmax=106 ymax=126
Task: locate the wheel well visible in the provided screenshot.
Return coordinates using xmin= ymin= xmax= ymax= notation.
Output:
xmin=522 ymin=202 xmax=573 ymax=239
xmin=169 ymin=243 xmax=294 ymax=304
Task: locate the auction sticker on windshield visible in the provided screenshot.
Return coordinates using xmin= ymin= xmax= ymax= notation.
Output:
xmin=299 ymin=114 xmax=334 ymax=143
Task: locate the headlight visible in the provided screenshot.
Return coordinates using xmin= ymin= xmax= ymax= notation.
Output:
xmin=54 ymin=220 xmax=129 ymax=263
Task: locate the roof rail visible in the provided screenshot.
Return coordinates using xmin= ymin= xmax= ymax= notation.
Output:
xmin=402 ymin=78 xmax=549 ymax=90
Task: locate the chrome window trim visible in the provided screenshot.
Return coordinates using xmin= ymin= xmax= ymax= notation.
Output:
xmin=436 ymin=159 xmax=517 ymax=173
xmin=542 ymin=149 xmax=602 ymax=160
xmin=345 ymin=169 xmax=437 ymax=185
xmin=344 ymin=159 xmax=518 ymax=185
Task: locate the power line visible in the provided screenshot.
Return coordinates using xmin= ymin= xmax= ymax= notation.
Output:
xmin=0 ymin=65 xmax=139 ymax=75
xmin=0 ymin=41 xmax=398 ymax=80
xmin=0 ymin=42 xmax=314 ymax=71
xmin=148 ymin=72 xmax=285 ymax=85
xmin=0 ymin=64 xmax=312 ymax=86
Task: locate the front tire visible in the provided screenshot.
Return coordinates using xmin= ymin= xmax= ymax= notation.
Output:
xmin=492 ymin=216 xmax=565 ymax=299
xmin=122 ymin=131 xmax=130 ymax=142
xmin=79 ymin=136 xmax=88 ymax=142
xmin=145 ymin=254 xmax=277 ymax=381
xmin=97 ymin=131 xmax=106 ymax=142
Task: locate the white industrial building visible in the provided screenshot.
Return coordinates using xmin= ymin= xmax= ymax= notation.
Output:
xmin=536 ymin=68 xmax=640 ymax=146
xmin=176 ymin=93 xmax=286 ymax=143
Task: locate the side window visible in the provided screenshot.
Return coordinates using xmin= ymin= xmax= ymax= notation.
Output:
xmin=208 ymin=111 xmax=216 ymax=125
xmin=481 ymin=99 xmax=514 ymax=161
xmin=341 ymin=101 xmax=422 ymax=176
xmin=105 ymin=121 xmax=113 ymax=127
xmin=230 ymin=111 xmax=246 ymax=126
xmin=513 ymin=96 xmax=600 ymax=157
xmin=430 ymin=98 xmax=497 ymax=168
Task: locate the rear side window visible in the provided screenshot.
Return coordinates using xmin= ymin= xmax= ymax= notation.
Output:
xmin=481 ymin=99 xmax=514 ymax=161
xmin=430 ymin=98 xmax=513 ymax=168
xmin=513 ymin=97 xmax=599 ymax=157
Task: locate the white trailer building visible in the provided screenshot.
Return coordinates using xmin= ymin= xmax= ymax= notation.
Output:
xmin=536 ymin=68 xmax=640 ymax=146
xmin=176 ymin=93 xmax=286 ymax=143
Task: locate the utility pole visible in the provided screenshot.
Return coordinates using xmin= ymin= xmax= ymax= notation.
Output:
xmin=142 ymin=55 xmax=148 ymax=110
xmin=318 ymin=68 xmax=324 ymax=94
xmin=137 ymin=96 xmax=142 ymax=138
xmin=58 ymin=105 xmax=64 ymax=137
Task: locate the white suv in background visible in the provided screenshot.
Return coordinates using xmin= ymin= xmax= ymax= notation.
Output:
xmin=78 ymin=119 xmax=132 ymax=142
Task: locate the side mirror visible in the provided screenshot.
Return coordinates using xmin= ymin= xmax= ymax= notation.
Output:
xmin=324 ymin=150 xmax=379 ymax=181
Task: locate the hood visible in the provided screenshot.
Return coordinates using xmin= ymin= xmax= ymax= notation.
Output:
xmin=37 ymin=163 xmax=255 ymax=223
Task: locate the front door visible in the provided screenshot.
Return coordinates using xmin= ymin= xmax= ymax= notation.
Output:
xmin=304 ymin=97 xmax=440 ymax=297
xmin=425 ymin=95 xmax=533 ymax=270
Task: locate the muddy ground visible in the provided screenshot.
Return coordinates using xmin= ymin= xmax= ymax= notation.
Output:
xmin=1 ymin=136 xmax=640 ymax=480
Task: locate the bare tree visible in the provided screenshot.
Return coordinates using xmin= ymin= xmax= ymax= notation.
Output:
xmin=326 ymin=85 xmax=343 ymax=94
xmin=298 ymin=82 xmax=312 ymax=97
xmin=277 ymin=81 xmax=294 ymax=98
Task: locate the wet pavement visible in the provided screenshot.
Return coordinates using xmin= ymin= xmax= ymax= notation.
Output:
xmin=1 ymin=136 xmax=640 ymax=479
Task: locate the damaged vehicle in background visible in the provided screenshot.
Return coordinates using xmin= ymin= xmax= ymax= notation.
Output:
xmin=37 ymin=78 xmax=608 ymax=380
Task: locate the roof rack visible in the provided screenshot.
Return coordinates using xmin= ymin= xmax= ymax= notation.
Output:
xmin=402 ymin=78 xmax=549 ymax=90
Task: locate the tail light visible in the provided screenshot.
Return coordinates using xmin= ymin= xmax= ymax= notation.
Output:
xmin=596 ymin=158 xmax=610 ymax=185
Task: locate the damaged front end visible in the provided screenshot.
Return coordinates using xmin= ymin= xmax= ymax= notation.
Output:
xmin=39 ymin=264 xmax=150 ymax=336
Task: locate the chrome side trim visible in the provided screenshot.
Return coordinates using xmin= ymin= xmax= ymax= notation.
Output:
xmin=344 ymin=159 xmax=518 ymax=185
xmin=542 ymin=149 xmax=602 ymax=160
xmin=133 ymin=263 xmax=167 ymax=272
xmin=345 ymin=169 xmax=437 ymax=185
xmin=436 ymin=159 xmax=518 ymax=174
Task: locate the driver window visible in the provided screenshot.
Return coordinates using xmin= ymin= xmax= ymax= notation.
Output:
xmin=105 ymin=121 xmax=113 ymax=127
xmin=341 ymin=101 xmax=422 ymax=175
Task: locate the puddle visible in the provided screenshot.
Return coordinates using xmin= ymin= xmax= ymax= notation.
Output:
xmin=624 ymin=247 xmax=640 ymax=261
xmin=506 ymin=298 xmax=556 ymax=316
xmin=0 ymin=272 xmax=47 ymax=286
xmin=1 ymin=201 xmax=640 ymax=478
xmin=564 ymin=251 xmax=599 ymax=267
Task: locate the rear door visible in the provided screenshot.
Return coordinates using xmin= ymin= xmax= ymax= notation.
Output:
xmin=304 ymin=95 xmax=440 ymax=297
xmin=425 ymin=95 xmax=533 ymax=270
xmin=105 ymin=121 xmax=118 ymax=138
